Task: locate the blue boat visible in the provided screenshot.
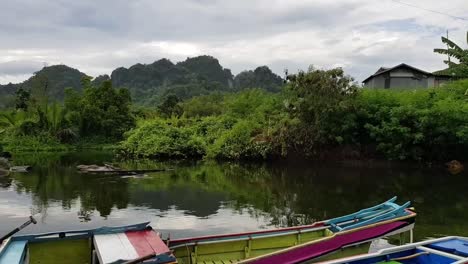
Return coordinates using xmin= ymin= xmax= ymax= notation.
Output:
xmin=320 ymin=236 xmax=468 ymax=264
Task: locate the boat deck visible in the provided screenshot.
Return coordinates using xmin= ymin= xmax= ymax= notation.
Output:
xmin=93 ymin=229 xmax=176 ymax=264
xmin=29 ymin=239 xmax=90 ymax=264
xmin=0 ymin=240 xmax=27 ymax=264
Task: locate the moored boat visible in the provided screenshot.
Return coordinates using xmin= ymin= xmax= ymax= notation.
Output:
xmin=0 ymin=197 xmax=416 ymax=264
xmin=0 ymin=222 xmax=176 ymax=264
xmin=319 ymin=236 xmax=468 ymax=264
xmin=168 ymin=197 xmax=416 ymax=264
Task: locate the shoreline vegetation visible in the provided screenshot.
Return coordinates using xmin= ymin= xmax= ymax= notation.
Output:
xmin=1 ymin=65 xmax=467 ymax=163
xmin=118 ymin=72 xmax=468 ymax=162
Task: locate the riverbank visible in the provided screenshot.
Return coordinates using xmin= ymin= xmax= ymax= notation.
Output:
xmin=0 ymin=136 xmax=118 ymax=152
xmin=2 ymin=69 xmax=467 ymax=162
xmin=118 ymin=77 xmax=468 ymax=162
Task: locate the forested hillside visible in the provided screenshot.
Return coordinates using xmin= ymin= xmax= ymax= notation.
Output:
xmin=0 ymin=56 xmax=284 ymax=107
xmin=0 ymin=65 xmax=87 ymax=107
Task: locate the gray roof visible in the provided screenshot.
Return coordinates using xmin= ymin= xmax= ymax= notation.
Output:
xmin=362 ymin=63 xmax=434 ymax=83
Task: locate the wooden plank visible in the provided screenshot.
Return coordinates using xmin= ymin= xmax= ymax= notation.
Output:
xmin=125 ymin=231 xmax=154 ymax=257
xmin=94 ymin=233 xmax=138 ymax=264
xmin=141 ymin=230 xmax=170 ymax=254
xmin=117 ymin=233 xmax=139 ymax=260
xmin=0 ymin=240 xmax=27 ymax=264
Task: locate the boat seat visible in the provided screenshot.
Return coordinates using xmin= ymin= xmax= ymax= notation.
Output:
xmin=0 ymin=240 xmax=27 ymax=264
xmin=94 ymin=229 xmax=176 ymax=264
xmin=428 ymin=238 xmax=468 ymax=257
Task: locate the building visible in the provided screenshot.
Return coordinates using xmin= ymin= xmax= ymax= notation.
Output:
xmin=363 ymin=63 xmax=452 ymax=89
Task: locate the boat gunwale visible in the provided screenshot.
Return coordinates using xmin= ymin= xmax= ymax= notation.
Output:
xmin=236 ymin=208 xmax=416 ymax=263
xmin=0 ymin=238 xmax=11 ymax=259
xmin=171 ymin=198 xmax=409 ymax=245
xmin=319 ymin=236 xmax=468 ymax=264
xmin=170 ymin=225 xmax=330 ymax=249
xmin=417 ymin=246 xmax=465 ymax=260
xmin=8 ymin=222 xmax=150 ymax=242
xmin=171 ymin=222 xmax=326 ymax=244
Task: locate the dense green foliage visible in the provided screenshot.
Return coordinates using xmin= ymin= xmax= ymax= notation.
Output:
xmin=355 ymin=82 xmax=468 ymax=160
xmin=1 ymin=58 xmax=467 ymax=161
xmin=65 ymin=78 xmax=134 ymax=139
xmin=0 ymin=78 xmax=134 ymax=151
xmin=120 ymin=68 xmax=468 ymax=161
xmin=120 ymin=89 xmax=284 ymax=159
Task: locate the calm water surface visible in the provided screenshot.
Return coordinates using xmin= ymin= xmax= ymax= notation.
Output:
xmin=0 ymin=151 xmax=467 ymax=241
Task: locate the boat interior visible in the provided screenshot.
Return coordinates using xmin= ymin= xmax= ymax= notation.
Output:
xmin=171 ymin=226 xmax=331 ymax=264
xmin=328 ymin=237 xmax=468 ymax=264
xmin=0 ymin=228 xmax=176 ymax=264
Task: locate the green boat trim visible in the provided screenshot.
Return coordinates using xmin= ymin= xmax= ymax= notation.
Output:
xmin=173 ymin=228 xmax=333 ymax=264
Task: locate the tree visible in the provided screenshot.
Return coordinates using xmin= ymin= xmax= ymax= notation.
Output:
xmin=282 ymin=67 xmax=358 ymax=155
xmin=14 ymin=88 xmax=31 ymax=110
xmin=157 ymin=94 xmax=183 ymax=117
xmin=434 ymin=31 xmax=468 ymax=78
xmin=64 ymin=78 xmax=135 ymax=139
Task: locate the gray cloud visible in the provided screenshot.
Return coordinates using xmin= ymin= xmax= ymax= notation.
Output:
xmin=0 ymin=0 xmax=467 ymax=83
xmin=0 ymin=60 xmax=43 ymax=75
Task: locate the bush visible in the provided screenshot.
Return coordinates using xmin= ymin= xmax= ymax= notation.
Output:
xmin=120 ymin=119 xmax=206 ymax=159
xmin=355 ymin=81 xmax=468 ymax=160
xmin=118 ymin=73 xmax=468 ymax=161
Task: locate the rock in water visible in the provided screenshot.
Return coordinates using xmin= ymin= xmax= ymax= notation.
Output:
xmin=0 ymin=169 xmax=9 ymax=177
xmin=9 ymin=166 xmax=32 ymax=172
xmin=446 ymin=160 xmax=464 ymax=175
xmin=0 ymin=152 xmax=12 ymax=159
xmin=0 ymin=157 xmax=9 ymax=169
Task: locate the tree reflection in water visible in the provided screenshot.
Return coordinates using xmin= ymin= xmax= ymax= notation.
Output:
xmin=2 ymin=152 xmax=468 ymax=241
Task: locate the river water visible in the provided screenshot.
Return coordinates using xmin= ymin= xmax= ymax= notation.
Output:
xmin=0 ymin=151 xmax=466 ymax=241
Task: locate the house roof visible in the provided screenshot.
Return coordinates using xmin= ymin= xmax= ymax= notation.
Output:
xmin=432 ymin=68 xmax=459 ymax=77
xmin=362 ymin=63 xmax=435 ymax=83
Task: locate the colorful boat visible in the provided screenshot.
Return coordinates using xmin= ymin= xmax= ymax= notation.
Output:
xmin=0 ymin=197 xmax=416 ymax=264
xmin=0 ymin=222 xmax=177 ymax=264
xmin=169 ymin=197 xmax=416 ymax=264
xmin=319 ymin=236 xmax=468 ymax=264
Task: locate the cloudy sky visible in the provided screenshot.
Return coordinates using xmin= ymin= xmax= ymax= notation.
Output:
xmin=0 ymin=0 xmax=467 ymax=84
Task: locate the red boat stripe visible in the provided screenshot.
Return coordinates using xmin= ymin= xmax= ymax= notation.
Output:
xmin=125 ymin=230 xmax=170 ymax=256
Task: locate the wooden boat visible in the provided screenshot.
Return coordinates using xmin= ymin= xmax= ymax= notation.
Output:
xmin=0 ymin=197 xmax=416 ymax=264
xmin=319 ymin=236 xmax=468 ymax=264
xmin=169 ymin=197 xmax=416 ymax=264
xmin=0 ymin=222 xmax=177 ymax=264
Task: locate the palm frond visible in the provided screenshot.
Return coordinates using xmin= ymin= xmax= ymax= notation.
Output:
xmin=0 ymin=113 xmax=16 ymax=127
xmin=441 ymin=37 xmax=464 ymax=52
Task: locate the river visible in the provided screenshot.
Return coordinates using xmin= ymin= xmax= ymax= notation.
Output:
xmin=0 ymin=151 xmax=466 ymax=242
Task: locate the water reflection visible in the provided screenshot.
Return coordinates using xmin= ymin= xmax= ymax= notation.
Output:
xmin=0 ymin=152 xmax=467 ymax=241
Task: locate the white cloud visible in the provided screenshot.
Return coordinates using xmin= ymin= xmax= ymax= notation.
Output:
xmin=0 ymin=0 xmax=467 ymax=83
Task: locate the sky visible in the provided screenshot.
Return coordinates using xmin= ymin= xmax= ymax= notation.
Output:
xmin=0 ymin=0 xmax=467 ymax=84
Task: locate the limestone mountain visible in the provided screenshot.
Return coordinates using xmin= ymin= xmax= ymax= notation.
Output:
xmin=0 ymin=56 xmax=284 ymax=106
xmin=234 ymin=66 xmax=284 ymax=92
xmin=0 ymin=65 xmax=87 ymax=100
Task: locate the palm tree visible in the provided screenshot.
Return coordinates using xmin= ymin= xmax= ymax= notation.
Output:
xmin=434 ymin=31 xmax=468 ymax=78
xmin=0 ymin=111 xmax=30 ymax=130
